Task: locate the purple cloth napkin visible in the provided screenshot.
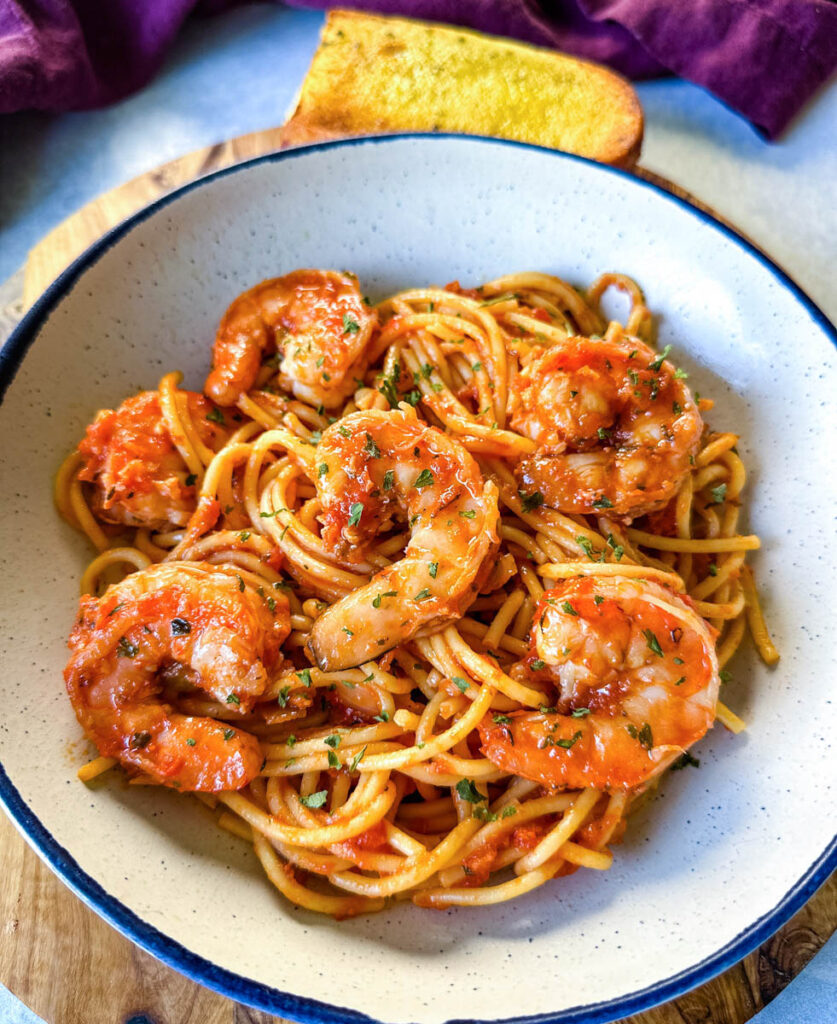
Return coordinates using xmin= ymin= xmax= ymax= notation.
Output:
xmin=1 ymin=1 xmax=835 ymax=137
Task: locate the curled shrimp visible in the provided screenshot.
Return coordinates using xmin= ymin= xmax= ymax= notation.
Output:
xmin=306 ymin=406 xmax=500 ymax=670
xmin=77 ymin=390 xmax=227 ymax=529
xmin=65 ymin=562 xmax=290 ymax=791
xmin=205 ymin=269 xmax=377 ymax=409
xmin=510 ymin=336 xmax=702 ymax=519
xmin=478 ymin=576 xmax=719 ymax=791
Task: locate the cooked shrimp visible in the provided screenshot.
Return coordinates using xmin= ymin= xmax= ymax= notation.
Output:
xmin=478 ymin=576 xmax=719 ymax=791
xmin=307 ymin=406 xmax=500 ymax=670
xmin=77 ymin=390 xmax=227 ymax=530
xmin=510 ymin=336 xmax=702 ymax=519
xmin=65 ymin=562 xmax=290 ymax=791
xmin=205 ymin=269 xmax=377 ymax=409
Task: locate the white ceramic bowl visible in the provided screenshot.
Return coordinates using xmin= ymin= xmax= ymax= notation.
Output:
xmin=0 ymin=136 xmax=835 ymax=1024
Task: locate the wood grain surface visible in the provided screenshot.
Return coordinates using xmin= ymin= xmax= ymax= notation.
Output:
xmin=5 ymin=126 xmax=835 ymax=1024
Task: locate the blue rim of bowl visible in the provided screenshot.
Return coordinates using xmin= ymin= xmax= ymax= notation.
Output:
xmin=0 ymin=133 xmax=835 ymax=1024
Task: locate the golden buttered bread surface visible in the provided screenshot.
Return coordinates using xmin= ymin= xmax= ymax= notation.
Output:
xmin=280 ymin=9 xmax=643 ymax=168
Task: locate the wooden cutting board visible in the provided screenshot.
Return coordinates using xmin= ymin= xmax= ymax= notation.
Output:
xmin=4 ymin=127 xmax=835 ymax=1024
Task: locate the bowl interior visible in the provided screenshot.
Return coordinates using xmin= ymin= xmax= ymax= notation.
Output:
xmin=1 ymin=136 xmax=835 ymax=1024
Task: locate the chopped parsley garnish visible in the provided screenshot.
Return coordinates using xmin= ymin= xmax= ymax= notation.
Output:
xmin=493 ymin=714 xmax=511 ymax=725
xmin=373 ymin=711 xmax=389 ymax=722
xmin=518 ymin=490 xmax=545 ymax=513
xmin=719 ymin=669 xmax=731 ymax=683
xmin=556 ymin=730 xmax=582 ymax=749
xmin=710 ymin=483 xmax=727 ymax=505
xmin=364 ymin=432 xmax=381 ymax=459
xmin=236 ymin=574 xmax=245 ymax=592
xmin=107 ymin=602 xmax=124 ymax=618
xmin=300 ymin=790 xmax=328 ymax=809
xmin=349 ymin=746 xmax=367 ymax=771
xmin=414 ymin=468 xmax=434 ymax=488
xmin=456 ymin=779 xmax=486 ymax=803
xmin=206 ymin=407 xmax=225 ymax=425
xmin=170 ymin=617 xmax=191 ymax=636
xmin=576 ymin=536 xmax=601 ymax=562
xmin=338 ymin=425 xmax=351 ymax=438
xmin=459 ymin=509 xmax=476 ymax=519
xmin=296 ymin=668 xmax=312 ymax=687
xmin=238 ymin=530 xmax=250 ymax=541
xmin=343 ymin=626 xmax=354 ymax=636
xmin=452 ymin=677 xmax=470 ymax=692
xmin=342 ymin=314 xmax=360 ymax=335
xmin=592 ymin=495 xmax=613 ymax=509
xmin=117 ymin=636 xmax=138 ymax=658
xmin=372 ymin=590 xmax=397 ymax=609
xmin=186 ymin=737 xmax=196 ymax=747
xmin=593 ymin=595 xmax=604 ymax=606
xmin=674 ymin=367 xmax=689 ymax=380
xmin=571 ymin=707 xmax=591 ymax=718
xmin=318 ymin=462 xmax=329 ymax=478
xmin=561 ymin=601 xmax=578 ymax=616
xmin=348 ymin=502 xmax=364 ymax=527
xmin=638 ymin=722 xmax=653 ymax=749
xmin=277 ymin=686 xmax=291 ymax=708
xmin=324 ymin=734 xmax=341 ymax=749
xmin=501 ymin=805 xmax=517 ymax=818
xmin=647 ymin=344 xmax=672 ymax=372
xmin=606 ymin=533 xmax=624 ymax=561
xmin=673 ymin=656 xmax=684 ymax=665
xmin=428 ymin=561 xmax=439 ymax=578
xmin=382 ymin=469 xmax=394 ymax=491
xmin=223 ymin=729 xmax=234 ymax=741
xmin=597 ymin=427 xmax=612 ymax=441
xmin=414 ymin=588 xmax=432 ymax=601
xmin=225 ymin=693 xmax=240 ymax=705
xmin=531 ymin=659 xmax=546 ymax=670
xmin=643 ymin=629 xmax=664 ymax=657
xmin=671 ymin=751 xmax=700 ymax=771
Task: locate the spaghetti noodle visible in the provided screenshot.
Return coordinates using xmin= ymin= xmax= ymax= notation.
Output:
xmin=56 ymin=270 xmax=777 ymax=916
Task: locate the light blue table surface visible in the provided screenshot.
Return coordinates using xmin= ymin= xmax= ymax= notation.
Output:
xmin=0 ymin=5 xmax=834 ymax=1022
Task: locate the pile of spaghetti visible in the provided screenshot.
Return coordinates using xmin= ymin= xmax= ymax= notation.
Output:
xmin=56 ymin=269 xmax=778 ymax=917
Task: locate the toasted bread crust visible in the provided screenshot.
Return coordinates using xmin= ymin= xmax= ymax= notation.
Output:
xmin=280 ymin=10 xmax=643 ymax=168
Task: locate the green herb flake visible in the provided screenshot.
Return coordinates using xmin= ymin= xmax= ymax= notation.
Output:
xmin=225 ymin=693 xmax=241 ymax=706
xmin=185 ymin=473 xmax=197 ymax=487
xmin=349 ymin=746 xmax=367 ymax=772
xmin=300 ymin=790 xmax=328 ymax=809
xmin=348 ymin=502 xmax=364 ymax=527
xmin=364 ymin=432 xmax=381 ymax=459
xmin=638 ymin=722 xmax=654 ymax=749
xmin=342 ymin=314 xmax=360 ymax=335
xmin=428 ymin=561 xmax=439 ymax=578
xmin=455 ymin=778 xmax=486 ymax=803
xmin=571 ymin=708 xmax=591 ymax=718
xmin=647 ymin=344 xmax=672 ymax=372
xmin=296 ymin=668 xmax=312 ymax=687
xmin=493 ymin=714 xmax=511 ymax=725
xmin=206 ymin=407 xmax=225 ymax=425
xmin=561 ymin=601 xmax=578 ymax=616
xmin=382 ymin=469 xmax=395 ymax=491
xmin=531 ymin=659 xmax=546 ymax=670
xmin=414 ymin=588 xmax=432 ymax=602
xmin=452 ymin=677 xmax=470 ymax=692
xmin=186 ymin=737 xmax=196 ymax=747
xmin=671 ymin=751 xmax=700 ymax=771
xmin=556 ymin=730 xmax=583 ymax=749
xmin=519 ymin=490 xmax=545 ymax=513
xmin=414 ymin=468 xmax=434 ymax=488
xmin=501 ymin=805 xmax=518 ymax=818
xmin=710 ymin=483 xmax=727 ymax=505
xmin=117 ymin=636 xmax=138 ymax=658
xmin=643 ymin=629 xmax=664 ymax=657
xmin=223 ymin=728 xmax=234 ymax=741
xmin=459 ymin=509 xmax=476 ymax=519
xmin=373 ymin=711 xmax=390 ymax=722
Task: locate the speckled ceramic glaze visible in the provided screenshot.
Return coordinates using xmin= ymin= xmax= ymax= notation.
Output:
xmin=0 ymin=137 xmax=835 ymax=1024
